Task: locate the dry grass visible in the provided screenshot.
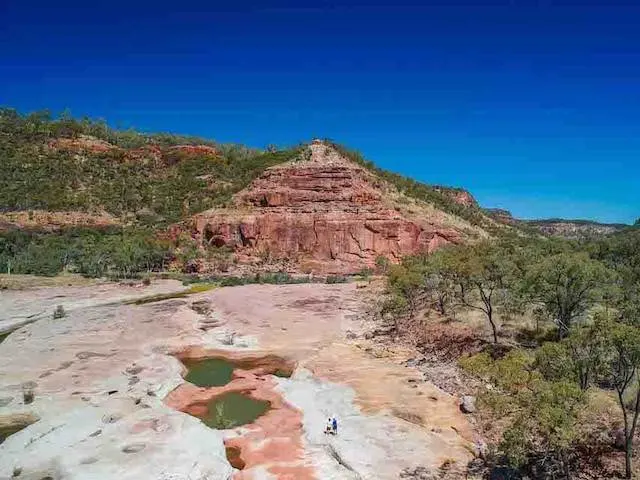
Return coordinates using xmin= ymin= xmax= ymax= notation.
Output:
xmin=0 ymin=273 xmax=100 ymax=291
xmin=128 ymin=283 xmax=217 ymax=305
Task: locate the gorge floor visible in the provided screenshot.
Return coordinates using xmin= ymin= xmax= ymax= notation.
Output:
xmin=0 ymin=280 xmax=476 ymax=479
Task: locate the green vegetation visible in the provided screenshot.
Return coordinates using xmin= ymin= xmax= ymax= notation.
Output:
xmin=325 ymin=140 xmax=500 ymax=231
xmin=0 ymin=227 xmax=170 ymax=278
xmin=524 ymin=251 xmax=613 ymax=338
xmin=128 ymin=283 xmax=216 ymax=305
xmin=462 ymin=350 xmax=584 ymax=478
xmin=382 ymin=228 xmax=640 ymax=478
xmin=181 ymin=272 xmax=346 ymax=287
xmin=0 ymin=108 xmax=300 ymax=224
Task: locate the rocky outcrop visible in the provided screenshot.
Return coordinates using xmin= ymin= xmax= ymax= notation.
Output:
xmin=484 ymin=208 xmax=517 ymax=225
xmin=48 ymin=135 xmax=116 ymax=154
xmin=48 ymin=136 xmax=218 ymax=166
xmin=167 ymin=144 xmax=218 ymax=157
xmin=178 ymin=141 xmax=469 ymax=274
xmin=433 ymin=187 xmax=477 ymax=207
xmin=486 ymin=208 xmax=627 ymax=238
xmin=0 ymin=281 xmax=475 ymax=480
xmin=166 ymin=349 xmax=312 ymax=480
xmin=0 ymin=210 xmax=119 ymax=232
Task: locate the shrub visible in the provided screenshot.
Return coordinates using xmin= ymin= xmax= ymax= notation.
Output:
xmin=326 ymin=275 xmax=348 ymax=284
xmin=53 ymin=305 xmax=66 ymax=319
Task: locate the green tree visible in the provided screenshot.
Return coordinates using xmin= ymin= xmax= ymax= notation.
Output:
xmin=375 ymin=255 xmax=390 ymax=274
xmin=526 ymin=252 xmax=613 ymax=338
xmin=386 ymin=263 xmax=425 ymax=320
xmin=600 ymin=318 xmax=640 ymax=479
xmin=449 ymin=241 xmax=521 ymax=343
xmin=462 ymin=350 xmax=584 ymax=479
xmin=421 ymin=250 xmax=459 ymax=316
xmin=536 ymin=319 xmax=608 ymax=390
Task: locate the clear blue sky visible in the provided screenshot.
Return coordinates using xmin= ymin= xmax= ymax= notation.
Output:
xmin=1 ymin=1 xmax=638 ymax=223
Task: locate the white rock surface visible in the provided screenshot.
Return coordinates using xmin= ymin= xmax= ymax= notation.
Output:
xmin=278 ymin=369 xmax=465 ymax=479
xmin=0 ymin=280 xmax=186 ymax=334
xmin=1 ymin=282 xmax=474 ymax=479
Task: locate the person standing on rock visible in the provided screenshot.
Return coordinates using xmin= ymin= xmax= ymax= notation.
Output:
xmin=332 ymin=416 xmax=338 ymax=435
xmin=325 ymin=417 xmax=333 ymax=435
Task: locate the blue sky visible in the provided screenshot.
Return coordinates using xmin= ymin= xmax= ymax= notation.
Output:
xmin=1 ymin=0 xmax=638 ymax=223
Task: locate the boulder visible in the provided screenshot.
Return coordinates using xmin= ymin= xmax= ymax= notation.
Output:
xmin=460 ymin=395 xmax=476 ymax=414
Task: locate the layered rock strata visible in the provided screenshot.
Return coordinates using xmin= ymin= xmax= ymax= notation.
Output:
xmin=179 ymin=141 xmax=466 ymax=273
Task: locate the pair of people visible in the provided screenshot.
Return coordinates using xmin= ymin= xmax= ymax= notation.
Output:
xmin=324 ymin=416 xmax=338 ymax=435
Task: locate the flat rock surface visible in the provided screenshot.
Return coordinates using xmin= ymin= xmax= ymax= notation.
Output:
xmin=0 ymin=281 xmax=474 ymax=479
xmin=0 ymin=279 xmax=186 ymax=334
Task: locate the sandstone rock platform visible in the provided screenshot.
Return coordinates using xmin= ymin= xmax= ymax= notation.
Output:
xmin=0 ymin=281 xmax=475 ymax=479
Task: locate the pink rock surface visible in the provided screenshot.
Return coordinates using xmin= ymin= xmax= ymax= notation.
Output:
xmin=165 ymin=349 xmax=314 ymax=480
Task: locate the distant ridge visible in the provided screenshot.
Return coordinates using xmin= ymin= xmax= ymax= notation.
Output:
xmin=485 ymin=208 xmax=629 ymax=239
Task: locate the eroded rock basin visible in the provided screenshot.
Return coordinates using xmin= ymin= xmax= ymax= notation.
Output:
xmin=168 ymin=349 xmax=307 ymax=478
xmin=183 ymin=358 xmax=235 ymax=387
xmin=0 ymin=282 xmax=476 ymax=479
xmin=198 ymin=392 xmax=270 ymax=430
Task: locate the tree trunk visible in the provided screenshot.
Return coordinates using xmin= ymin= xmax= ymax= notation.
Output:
xmin=625 ymin=436 xmax=633 ymax=479
xmin=618 ymin=387 xmax=632 ymax=479
xmin=557 ymin=313 xmax=571 ymax=339
xmin=626 ymin=384 xmax=640 ymax=479
xmin=437 ymin=295 xmax=446 ymax=315
xmin=488 ymin=307 xmax=498 ymax=344
xmin=561 ymin=450 xmax=571 ymax=480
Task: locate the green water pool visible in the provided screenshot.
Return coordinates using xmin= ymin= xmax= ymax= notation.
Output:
xmin=197 ymin=392 xmax=270 ymax=429
xmin=184 ymin=358 xmax=235 ymax=387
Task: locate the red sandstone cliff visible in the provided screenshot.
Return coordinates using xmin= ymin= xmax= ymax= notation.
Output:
xmin=176 ymin=141 xmax=482 ymax=274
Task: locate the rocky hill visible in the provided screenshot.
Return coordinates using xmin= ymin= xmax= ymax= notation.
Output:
xmin=0 ymin=109 xmax=501 ymax=276
xmin=173 ymin=141 xmax=489 ymax=274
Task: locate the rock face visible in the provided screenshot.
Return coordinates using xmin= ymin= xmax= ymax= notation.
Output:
xmin=179 ymin=141 xmax=468 ymax=274
xmin=48 ymin=135 xmax=116 ymax=154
